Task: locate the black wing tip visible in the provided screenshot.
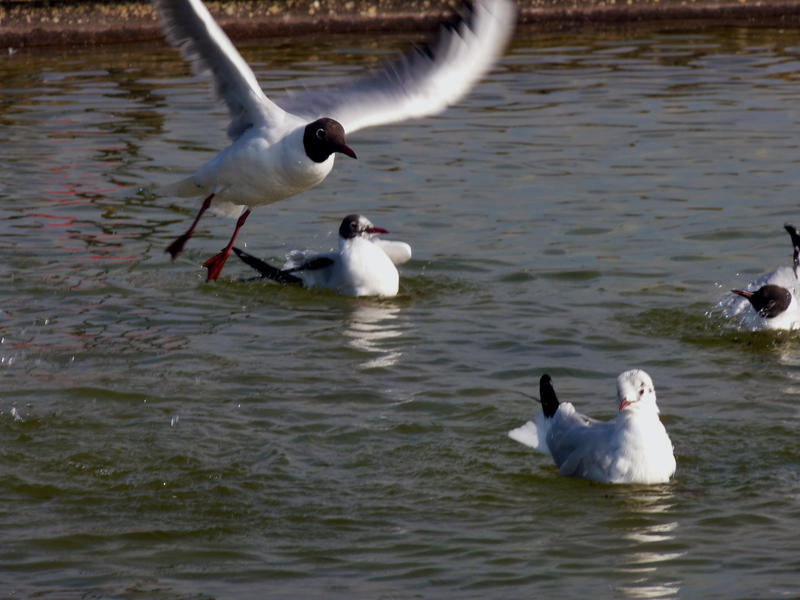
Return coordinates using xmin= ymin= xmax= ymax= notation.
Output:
xmin=784 ymin=223 xmax=800 ymax=272
xmin=233 ymin=247 xmax=302 ymax=285
xmin=286 ymin=255 xmax=335 ymax=273
xmin=413 ymin=0 xmax=488 ymax=64
xmin=446 ymin=0 xmax=479 ymax=29
xmin=539 ymin=373 xmax=560 ymax=419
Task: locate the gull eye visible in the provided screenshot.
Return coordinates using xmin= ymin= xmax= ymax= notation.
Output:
xmin=639 ymin=389 xmax=644 ymax=396
xmin=316 ymin=128 xmax=326 ymax=140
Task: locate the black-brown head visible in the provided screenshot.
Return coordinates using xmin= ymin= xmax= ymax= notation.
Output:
xmin=732 ymin=285 xmax=792 ymax=319
xmin=338 ymin=214 xmax=388 ymax=240
xmin=303 ymin=118 xmax=357 ymax=163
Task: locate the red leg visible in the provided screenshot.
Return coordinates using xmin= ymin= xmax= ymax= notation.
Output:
xmin=165 ymin=193 xmax=215 ymax=260
xmin=203 ymin=209 xmax=251 ymax=281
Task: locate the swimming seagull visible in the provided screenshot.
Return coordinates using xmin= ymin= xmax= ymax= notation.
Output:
xmin=508 ymin=370 xmax=676 ymax=484
xmin=153 ymin=0 xmax=516 ymax=280
xmin=729 ymin=224 xmax=800 ymax=330
xmin=233 ymin=214 xmax=410 ymax=297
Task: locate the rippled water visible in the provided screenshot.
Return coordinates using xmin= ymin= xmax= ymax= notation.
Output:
xmin=2 ymin=24 xmax=800 ymax=599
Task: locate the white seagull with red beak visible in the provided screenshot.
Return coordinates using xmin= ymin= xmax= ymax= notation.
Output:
xmin=233 ymin=214 xmax=410 ymax=297
xmin=508 ymin=370 xmax=676 ymax=484
xmin=153 ymin=0 xmax=516 ymax=280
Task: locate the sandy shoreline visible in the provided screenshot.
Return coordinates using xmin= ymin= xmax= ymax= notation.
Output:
xmin=2 ymin=0 xmax=800 ymax=48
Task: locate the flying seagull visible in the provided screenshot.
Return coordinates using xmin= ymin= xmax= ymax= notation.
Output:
xmin=153 ymin=0 xmax=516 ymax=279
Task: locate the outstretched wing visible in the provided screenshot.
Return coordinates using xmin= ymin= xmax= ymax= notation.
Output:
xmin=279 ymin=0 xmax=516 ymax=135
xmin=153 ymin=0 xmax=288 ymax=140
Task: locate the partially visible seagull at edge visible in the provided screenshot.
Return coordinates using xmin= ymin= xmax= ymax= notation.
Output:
xmin=727 ymin=224 xmax=800 ymax=330
xmin=153 ymin=0 xmax=516 ymax=280
xmin=233 ymin=214 xmax=411 ymax=298
xmin=508 ymin=370 xmax=676 ymax=485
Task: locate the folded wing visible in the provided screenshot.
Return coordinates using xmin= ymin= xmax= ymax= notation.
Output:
xmin=545 ymin=405 xmax=613 ymax=478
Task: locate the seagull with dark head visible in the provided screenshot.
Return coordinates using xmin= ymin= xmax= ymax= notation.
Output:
xmin=153 ymin=0 xmax=516 ymax=280
xmin=729 ymin=224 xmax=800 ymax=330
xmin=233 ymin=214 xmax=411 ymax=297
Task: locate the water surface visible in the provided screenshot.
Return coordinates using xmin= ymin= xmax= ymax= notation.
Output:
xmin=1 ymin=25 xmax=800 ymax=599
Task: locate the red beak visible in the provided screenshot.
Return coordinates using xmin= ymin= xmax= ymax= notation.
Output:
xmin=619 ymin=397 xmax=630 ymax=412
xmin=732 ymin=289 xmax=753 ymax=299
xmin=366 ymin=227 xmax=389 ymax=235
xmin=338 ymin=144 xmax=357 ymax=159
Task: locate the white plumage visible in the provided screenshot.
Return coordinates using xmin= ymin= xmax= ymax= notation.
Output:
xmin=234 ymin=214 xmax=410 ymax=298
xmin=725 ymin=224 xmax=800 ymax=330
xmin=153 ymin=0 xmax=516 ymax=279
xmin=509 ymin=370 xmax=676 ymax=485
